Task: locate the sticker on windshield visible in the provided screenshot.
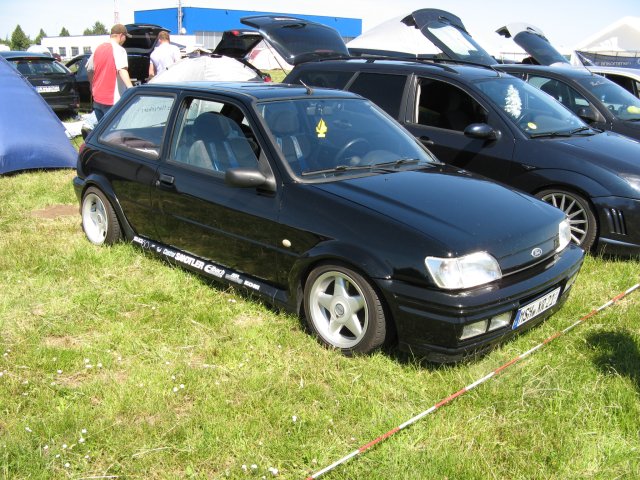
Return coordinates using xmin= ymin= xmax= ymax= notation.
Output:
xmin=316 ymin=118 xmax=327 ymax=138
xmin=527 ymin=122 xmax=538 ymax=130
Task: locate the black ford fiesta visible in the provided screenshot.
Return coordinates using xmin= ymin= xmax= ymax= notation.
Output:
xmin=73 ymin=82 xmax=584 ymax=361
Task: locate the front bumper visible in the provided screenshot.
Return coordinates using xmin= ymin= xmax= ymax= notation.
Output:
xmin=594 ymin=196 xmax=640 ymax=257
xmin=377 ymin=244 xmax=584 ymax=363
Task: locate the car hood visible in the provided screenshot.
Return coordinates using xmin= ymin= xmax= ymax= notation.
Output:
xmin=495 ymin=23 xmax=570 ymax=66
xmin=314 ymin=167 xmax=565 ymax=271
xmin=240 ymin=15 xmax=350 ymax=65
xmin=533 ymin=132 xmax=640 ymax=182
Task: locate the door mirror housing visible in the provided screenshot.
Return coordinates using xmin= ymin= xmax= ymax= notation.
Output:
xmin=576 ymin=106 xmax=604 ymax=124
xmin=225 ymin=168 xmax=275 ymax=191
xmin=464 ymin=123 xmax=500 ymax=140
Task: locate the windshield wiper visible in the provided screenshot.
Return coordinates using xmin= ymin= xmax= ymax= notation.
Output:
xmin=529 ymin=130 xmax=573 ymax=139
xmin=301 ymin=164 xmax=372 ymax=176
xmin=569 ymin=126 xmax=595 ymax=135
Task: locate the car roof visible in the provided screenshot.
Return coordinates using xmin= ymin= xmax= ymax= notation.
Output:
xmin=0 ymin=51 xmax=54 ymax=60
xmin=137 ymin=81 xmax=362 ymax=101
xmin=588 ymin=66 xmax=640 ymax=79
xmin=295 ymin=57 xmax=505 ymax=80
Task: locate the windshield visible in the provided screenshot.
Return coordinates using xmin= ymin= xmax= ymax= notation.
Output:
xmin=258 ymin=98 xmax=437 ymax=178
xmin=574 ymin=75 xmax=640 ymax=121
xmin=475 ymin=77 xmax=588 ymax=136
xmin=424 ymin=22 xmax=496 ymax=66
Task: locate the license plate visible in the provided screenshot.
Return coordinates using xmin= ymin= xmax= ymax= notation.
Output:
xmin=36 ymin=85 xmax=60 ymax=93
xmin=513 ymin=287 xmax=562 ymax=329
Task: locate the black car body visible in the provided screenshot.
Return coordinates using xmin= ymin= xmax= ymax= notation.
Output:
xmin=495 ymin=23 xmax=640 ymax=141
xmin=1 ymin=51 xmax=79 ymax=113
xmin=65 ymin=54 xmax=92 ymax=109
xmin=73 ymin=82 xmax=583 ymax=362
xmin=250 ymin=12 xmax=640 ymax=256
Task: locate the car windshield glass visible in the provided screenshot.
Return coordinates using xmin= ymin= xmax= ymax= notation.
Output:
xmin=475 ymin=77 xmax=587 ymax=136
xmin=258 ymin=98 xmax=437 ymax=178
xmin=425 ymin=22 xmax=496 ymax=66
xmin=574 ymin=75 xmax=640 ymax=121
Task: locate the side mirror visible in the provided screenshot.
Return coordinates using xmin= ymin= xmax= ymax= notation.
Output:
xmin=576 ymin=106 xmax=603 ymax=124
xmin=225 ymin=168 xmax=274 ymax=191
xmin=464 ymin=123 xmax=500 ymax=141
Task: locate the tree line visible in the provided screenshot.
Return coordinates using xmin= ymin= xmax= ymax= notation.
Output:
xmin=1 ymin=22 xmax=109 ymax=50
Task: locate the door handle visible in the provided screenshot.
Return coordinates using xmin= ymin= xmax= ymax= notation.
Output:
xmin=156 ymin=173 xmax=175 ymax=186
xmin=419 ymin=136 xmax=434 ymax=146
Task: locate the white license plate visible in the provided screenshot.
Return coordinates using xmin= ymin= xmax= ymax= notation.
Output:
xmin=513 ymin=287 xmax=562 ymax=329
xmin=36 ymin=85 xmax=60 ymax=93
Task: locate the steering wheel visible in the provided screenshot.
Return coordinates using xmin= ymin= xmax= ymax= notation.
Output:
xmin=333 ymin=138 xmax=370 ymax=164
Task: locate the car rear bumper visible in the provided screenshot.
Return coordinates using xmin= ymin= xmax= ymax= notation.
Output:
xmin=377 ymin=244 xmax=584 ymax=363
xmin=594 ymin=196 xmax=640 ymax=257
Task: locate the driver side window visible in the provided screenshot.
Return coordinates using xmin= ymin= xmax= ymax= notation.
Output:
xmin=415 ymin=78 xmax=488 ymax=132
xmin=528 ymin=76 xmax=591 ymax=114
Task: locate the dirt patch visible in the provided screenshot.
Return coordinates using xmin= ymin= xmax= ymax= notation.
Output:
xmin=44 ymin=335 xmax=82 ymax=349
xmin=32 ymin=204 xmax=78 ymax=219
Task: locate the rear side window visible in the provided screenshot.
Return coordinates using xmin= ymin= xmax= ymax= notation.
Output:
xmin=347 ymin=73 xmax=407 ymax=119
xmin=99 ymin=94 xmax=175 ymax=159
xmin=294 ymin=70 xmax=354 ymax=90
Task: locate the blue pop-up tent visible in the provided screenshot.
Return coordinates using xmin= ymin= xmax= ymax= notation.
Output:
xmin=0 ymin=55 xmax=76 ymax=174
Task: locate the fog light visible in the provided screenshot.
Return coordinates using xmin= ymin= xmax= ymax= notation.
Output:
xmin=460 ymin=320 xmax=488 ymax=340
xmin=489 ymin=311 xmax=513 ymax=331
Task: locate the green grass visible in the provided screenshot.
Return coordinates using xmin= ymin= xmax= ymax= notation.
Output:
xmin=1 ymin=170 xmax=639 ymax=479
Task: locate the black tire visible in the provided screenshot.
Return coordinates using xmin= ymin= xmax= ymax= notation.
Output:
xmin=81 ymin=186 xmax=122 ymax=246
xmin=535 ymin=189 xmax=597 ymax=251
xmin=303 ymin=263 xmax=388 ymax=356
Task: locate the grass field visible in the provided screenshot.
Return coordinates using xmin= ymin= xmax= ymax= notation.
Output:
xmin=1 ymin=169 xmax=639 ymax=479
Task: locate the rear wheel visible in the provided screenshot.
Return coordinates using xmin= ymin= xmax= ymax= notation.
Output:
xmin=304 ymin=264 xmax=388 ymax=355
xmin=536 ymin=189 xmax=597 ymax=251
xmin=81 ymin=187 xmax=122 ymax=245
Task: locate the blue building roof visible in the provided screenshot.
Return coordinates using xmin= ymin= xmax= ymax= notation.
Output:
xmin=134 ymin=7 xmax=362 ymax=37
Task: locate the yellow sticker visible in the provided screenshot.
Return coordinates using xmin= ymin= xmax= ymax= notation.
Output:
xmin=627 ymin=105 xmax=640 ymax=114
xmin=527 ymin=122 xmax=537 ymax=130
xmin=316 ymin=118 xmax=328 ymax=138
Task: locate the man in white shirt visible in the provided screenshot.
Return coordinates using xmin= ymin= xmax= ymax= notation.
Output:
xmin=149 ymin=31 xmax=181 ymax=78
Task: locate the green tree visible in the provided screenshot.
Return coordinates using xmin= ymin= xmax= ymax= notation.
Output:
xmin=34 ymin=28 xmax=47 ymax=45
xmin=83 ymin=21 xmax=108 ymax=35
xmin=59 ymin=27 xmax=70 ymax=37
xmin=10 ymin=25 xmax=30 ymax=50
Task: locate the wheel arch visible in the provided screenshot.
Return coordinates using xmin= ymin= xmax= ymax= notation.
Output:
xmin=79 ymin=174 xmax=136 ymax=240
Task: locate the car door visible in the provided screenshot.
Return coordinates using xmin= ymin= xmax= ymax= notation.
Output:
xmin=93 ymin=92 xmax=177 ymax=239
xmin=153 ymin=94 xmax=286 ymax=286
xmin=400 ymin=75 xmax=516 ymax=183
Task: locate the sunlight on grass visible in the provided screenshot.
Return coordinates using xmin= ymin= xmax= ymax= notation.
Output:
xmin=1 ymin=170 xmax=639 ymax=479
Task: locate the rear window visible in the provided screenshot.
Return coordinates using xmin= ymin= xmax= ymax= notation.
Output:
xmin=10 ymin=58 xmax=69 ymax=75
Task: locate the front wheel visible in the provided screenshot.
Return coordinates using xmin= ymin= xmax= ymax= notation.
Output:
xmin=81 ymin=187 xmax=122 ymax=245
xmin=536 ymin=189 xmax=597 ymax=251
xmin=304 ymin=264 xmax=388 ymax=356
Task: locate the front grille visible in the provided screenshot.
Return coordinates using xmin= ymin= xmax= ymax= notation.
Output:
xmin=605 ymin=208 xmax=627 ymax=235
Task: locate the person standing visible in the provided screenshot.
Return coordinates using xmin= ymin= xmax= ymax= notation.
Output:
xmin=148 ymin=31 xmax=182 ymax=78
xmin=86 ymin=24 xmax=134 ymax=121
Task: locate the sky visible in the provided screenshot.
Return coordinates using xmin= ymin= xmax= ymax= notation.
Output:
xmin=1 ymin=0 xmax=639 ymax=51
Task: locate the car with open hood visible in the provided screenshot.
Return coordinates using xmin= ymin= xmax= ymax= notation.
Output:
xmin=495 ymin=23 xmax=640 ymax=141
xmin=73 ymin=81 xmax=583 ymax=362
xmin=1 ymin=51 xmax=79 ymax=113
xmin=247 ymin=11 xmax=640 ymax=256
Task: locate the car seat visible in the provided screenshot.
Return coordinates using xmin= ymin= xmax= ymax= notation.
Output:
xmin=541 ymin=81 xmax=562 ymax=102
xmin=269 ymin=109 xmax=311 ymax=174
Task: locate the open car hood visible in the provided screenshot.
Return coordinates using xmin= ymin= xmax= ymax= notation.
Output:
xmin=213 ymin=29 xmax=264 ymax=59
xmin=348 ymin=9 xmax=496 ymax=66
xmin=240 ymin=15 xmax=350 ymax=65
xmin=496 ymin=23 xmax=570 ymax=66
xmin=123 ymin=23 xmax=169 ymax=54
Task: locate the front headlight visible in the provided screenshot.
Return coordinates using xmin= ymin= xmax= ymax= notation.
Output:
xmin=557 ymin=218 xmax=572 ymax=252
xmin=425 ymin=251 xmax=502 ymax=290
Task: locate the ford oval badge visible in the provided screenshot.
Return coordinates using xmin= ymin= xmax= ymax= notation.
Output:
xmin=531 ymin=247 xmax=543 ymax=258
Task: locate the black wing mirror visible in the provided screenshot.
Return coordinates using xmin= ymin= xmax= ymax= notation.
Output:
xmin=225 ymin=168 xmax=275 ymax=191
xmin=576 ymin=106 xmax=604 ymax=124
xmin=464 ymin=123 xmax=500 ymax=140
